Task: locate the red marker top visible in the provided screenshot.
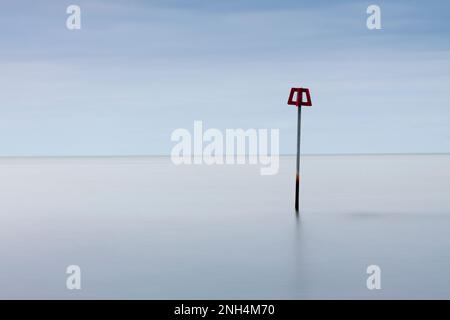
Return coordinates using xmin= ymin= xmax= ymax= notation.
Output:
xmin=287 ymin=88 xmax=312 ymax=107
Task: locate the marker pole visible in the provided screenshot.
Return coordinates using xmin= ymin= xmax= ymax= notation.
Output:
xmin=295 ymin=105 xmax=302 ymax=212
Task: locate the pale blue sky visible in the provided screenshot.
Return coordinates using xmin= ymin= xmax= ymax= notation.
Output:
xmin=0 ymin=0 xmax=449 ymax=155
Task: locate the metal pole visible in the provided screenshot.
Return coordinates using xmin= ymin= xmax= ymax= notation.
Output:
xmin=295 ymin=105 xmax=302 ymax=212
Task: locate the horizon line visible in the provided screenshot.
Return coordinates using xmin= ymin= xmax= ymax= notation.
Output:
xmin=0 ymin=152 xmax=449 ymax=159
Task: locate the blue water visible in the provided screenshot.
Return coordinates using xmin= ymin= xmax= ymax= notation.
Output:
xmin=0 ymin=155 xmax=449 ymax=299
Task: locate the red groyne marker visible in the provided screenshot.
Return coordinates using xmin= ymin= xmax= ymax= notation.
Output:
xmin=287 ymin=87 xmax=312 ymax=212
